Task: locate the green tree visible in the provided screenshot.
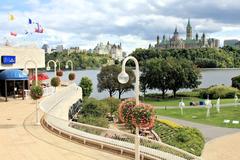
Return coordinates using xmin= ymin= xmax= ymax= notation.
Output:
xmin=97 ymin=65 xmax=134 ymax=99
xmin=79 ymin=77 xmax=93 ymax=97
xmin=141 ymin=57 xmax=201 ymax=98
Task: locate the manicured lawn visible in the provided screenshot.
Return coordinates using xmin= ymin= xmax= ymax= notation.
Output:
xmin=156 ymin=106 xmax=240 ymax=128
xmin=143 ymin=97 xmax=237 ymax=107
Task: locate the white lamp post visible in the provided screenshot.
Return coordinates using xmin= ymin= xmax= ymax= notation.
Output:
xmin=118 ymin=56 xmax=140 ymax=160
xmin=56 ymin=59 xmax=61 ymax=70
xmin=65 ymin=60 xmax=74 ymax=71
xmin=24 ymin=60 xmax=40 ymax=125
xmin=46 ymin=60 xmax=57 ymax=76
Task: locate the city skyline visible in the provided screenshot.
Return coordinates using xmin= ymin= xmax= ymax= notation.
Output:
xmin=0 ymin=0 xmax=240 ymax=53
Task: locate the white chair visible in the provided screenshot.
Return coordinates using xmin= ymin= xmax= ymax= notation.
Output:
xmin=223 ymin=119 xmax=230 ymax=124
xmin=232 ymin=120 xmax=239 ymax=124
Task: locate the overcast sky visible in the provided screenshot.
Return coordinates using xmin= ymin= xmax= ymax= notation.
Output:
xmin=1 ymin=0 xmax=240 ymax=53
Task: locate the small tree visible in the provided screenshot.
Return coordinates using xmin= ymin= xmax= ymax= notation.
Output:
xmin=97 ymin=65 xmax=134 ymax=99
xmin=68 ymin=73 xmax=76 ymax=81
xmin=51 ymin=77 xmax=60 ymax=88
xmin=30 ymin=85 xmax=43 ymax=100
xmin=56 ymin=70 xmax=63 ymax=77
xmin=79 ymin=77 xmax=93 ymax=97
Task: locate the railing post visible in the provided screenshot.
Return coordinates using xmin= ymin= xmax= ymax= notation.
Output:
xmin=135 ymin=127 xmax=140 ymax=160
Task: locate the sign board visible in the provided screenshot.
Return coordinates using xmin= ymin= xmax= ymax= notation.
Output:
xmin=1 ymin=56 xmax=16 ymax=64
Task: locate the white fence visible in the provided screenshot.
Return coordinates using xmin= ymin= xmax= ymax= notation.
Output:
xmin=39 ymin=84 xmax=202 ymax=160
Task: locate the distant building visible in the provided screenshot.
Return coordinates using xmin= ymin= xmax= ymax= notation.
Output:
xmin=235 ymin=41 xmax=240 ymax=48
xmin=93 ymin=41 xmax=123 ymax=60
xmin=56 ymin=45 xmax=64 ymax=52
xmin=41 ymin=44 xmax=50 ymax=54
xmin=224 ymin=39 xmax=240 ymax=48
xmin=152 ymin=19 xmax=220 ymax=49
xmin=67 ymin=47 xmax=80 ymax=54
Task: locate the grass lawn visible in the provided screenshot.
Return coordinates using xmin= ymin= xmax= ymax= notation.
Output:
xmin=143 ymin=97 xmax=237 ymax=107
xmin=156 ymin=106 xmax=240 ymax=128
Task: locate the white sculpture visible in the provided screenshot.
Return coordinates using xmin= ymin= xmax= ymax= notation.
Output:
xmin=179 ymin=98 xmax=185 ymax=115
xmin=205 ymin=98 xmax=212 ymax=118
xmin=216 ymin=97 xmax=220 ymax=113
xmin=234 ymin=94 xmax=238 ymax=107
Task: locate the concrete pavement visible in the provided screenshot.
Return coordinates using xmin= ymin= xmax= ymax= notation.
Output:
xmin=0 ymin=98 xmax=130 ymax=160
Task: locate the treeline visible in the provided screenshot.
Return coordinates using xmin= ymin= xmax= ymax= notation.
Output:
xmin=45 ymin=51 xmax=112 ymax=69
xmin=131 ymin=46 xmax=240 ymax=68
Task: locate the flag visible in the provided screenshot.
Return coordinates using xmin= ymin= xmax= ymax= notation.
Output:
xmin=35 ymin=23 xmax=44 ymax=33
xmin=10 ymin=32 xmax=17 ymax=36
xmin=9 ymin=14 xmax=15 ymax=21
xmin=28 ymin=18 xmax=32 ymax=24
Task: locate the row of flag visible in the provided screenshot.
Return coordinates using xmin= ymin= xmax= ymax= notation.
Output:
xmin=8 ymin=14 xmax=44 ymax=37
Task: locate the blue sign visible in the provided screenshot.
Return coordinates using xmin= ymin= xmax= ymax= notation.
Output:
xmin=1 ymin=56 xmax=16 ymax=64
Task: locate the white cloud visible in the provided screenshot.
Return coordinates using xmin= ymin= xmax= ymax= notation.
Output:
xmin=1 ymin=0 xmax=240 ymax=53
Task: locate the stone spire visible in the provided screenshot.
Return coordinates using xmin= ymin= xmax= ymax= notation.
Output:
xmin=186 ymin=18 xmax=192 ymax=40
xmin=157 ymin=35 xmax=160 ymax=45
xmin=196 ymin=33 xmax=199 ymax=41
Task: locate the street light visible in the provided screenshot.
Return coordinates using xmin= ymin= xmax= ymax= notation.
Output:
xmin=46 ymin=60 xmax=57 ymax=76
xmin=65 ymin=60 xmax=74 ymax=71
xmin=118 ymin=56 xmax=140 ymax=160
xmin=24 ymin=60 xmax=40 ymax=125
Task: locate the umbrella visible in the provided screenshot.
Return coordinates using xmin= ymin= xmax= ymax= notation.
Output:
xmin=29 ymin=73 xmax=49 ymax=81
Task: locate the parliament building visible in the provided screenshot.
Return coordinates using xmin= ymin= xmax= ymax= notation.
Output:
xmin=152 ymin=19 xmax=220 ymax=49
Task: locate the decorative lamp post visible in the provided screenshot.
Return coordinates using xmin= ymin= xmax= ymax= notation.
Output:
xmin=46 ymin=60 xmax=57 ymax=76
xmin=216 ymin=97 xmax=220 ymax=113
xmin=118 ymin=56 xmax=140 ymax=160
xmin=24 ymin=60 xmax=40 ymax=125
xmin=56 ymin=59 xmax=61 ymax=70
xmin=65 ymin=60 xmax=74 ymax=71
xmin=179 ymin=98 xmax=185 ymax=115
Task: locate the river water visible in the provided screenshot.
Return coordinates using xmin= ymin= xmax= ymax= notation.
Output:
xmin=46 ymin=68 xmax=240 ymax=99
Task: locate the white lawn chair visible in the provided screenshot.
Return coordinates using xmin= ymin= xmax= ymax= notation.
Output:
xmin=223 ymin=119 xmax=230 ymax=124
xmin=232 ymin=120 xmax=239 ymax=124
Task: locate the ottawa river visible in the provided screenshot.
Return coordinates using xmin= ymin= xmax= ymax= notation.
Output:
xmin=46 ymin=68 xmax=240 ymax=99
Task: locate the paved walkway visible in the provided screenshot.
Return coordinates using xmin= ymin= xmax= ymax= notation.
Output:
xmin=0 ymin=98 xmax=130 ymax=160
xmin=158 ymin=116 xmax=240 ymax=141
xmin=202 ymin=132 xmax=240 ymax=160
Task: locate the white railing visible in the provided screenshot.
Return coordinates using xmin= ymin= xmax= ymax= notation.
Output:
xmin=39 ymin=84 xmax=202 ymax=160
xmin=42 ymin=86 xmax=55 ymax=96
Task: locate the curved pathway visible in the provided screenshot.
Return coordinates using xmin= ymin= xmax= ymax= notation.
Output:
xmin=158 ymin=116 xmax=240 ymax=141
xmin=0 ymin=99 xmax=129 ymax=160
xmin=202 ymin=132 xmax=240 ymax=160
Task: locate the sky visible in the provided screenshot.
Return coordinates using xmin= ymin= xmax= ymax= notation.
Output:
xmin=0 ymin=0 xmax=240 ymax=53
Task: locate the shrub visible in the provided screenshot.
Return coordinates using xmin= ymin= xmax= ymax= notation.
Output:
xmin=56 ymin=70 xmax=63 ymax=77
xmin=102 ymin=97 xmax=121 ymax=115
xmin=68 ymin=73 xmax=76 ymax=81
xmin=30 ymin=85 xmax=43 ymax=100
xmin=78 ymin=116 xmax=109 ymax=128
xmin=51 ymin=77 xmax=61 ymax=87
xmin=156 ymin=119 xmax=182 ymax=128
xmin=80 ymin=98 xmax=109 ymax=117
xmin=154 ymin=122 xmax=205 ymax=156
xmin=232 ymin=75 xmax=240 ymax=89
xmin=199 ymin=85 xmax=239 ymax=99
xmin=79 ymin=77 xmax=93 ymax=97
xmin=176 ymin=91 xmax=199 ymax=97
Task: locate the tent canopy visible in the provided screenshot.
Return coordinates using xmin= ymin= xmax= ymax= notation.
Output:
xmin=0 ymin=69 xmax=28 ymax=80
